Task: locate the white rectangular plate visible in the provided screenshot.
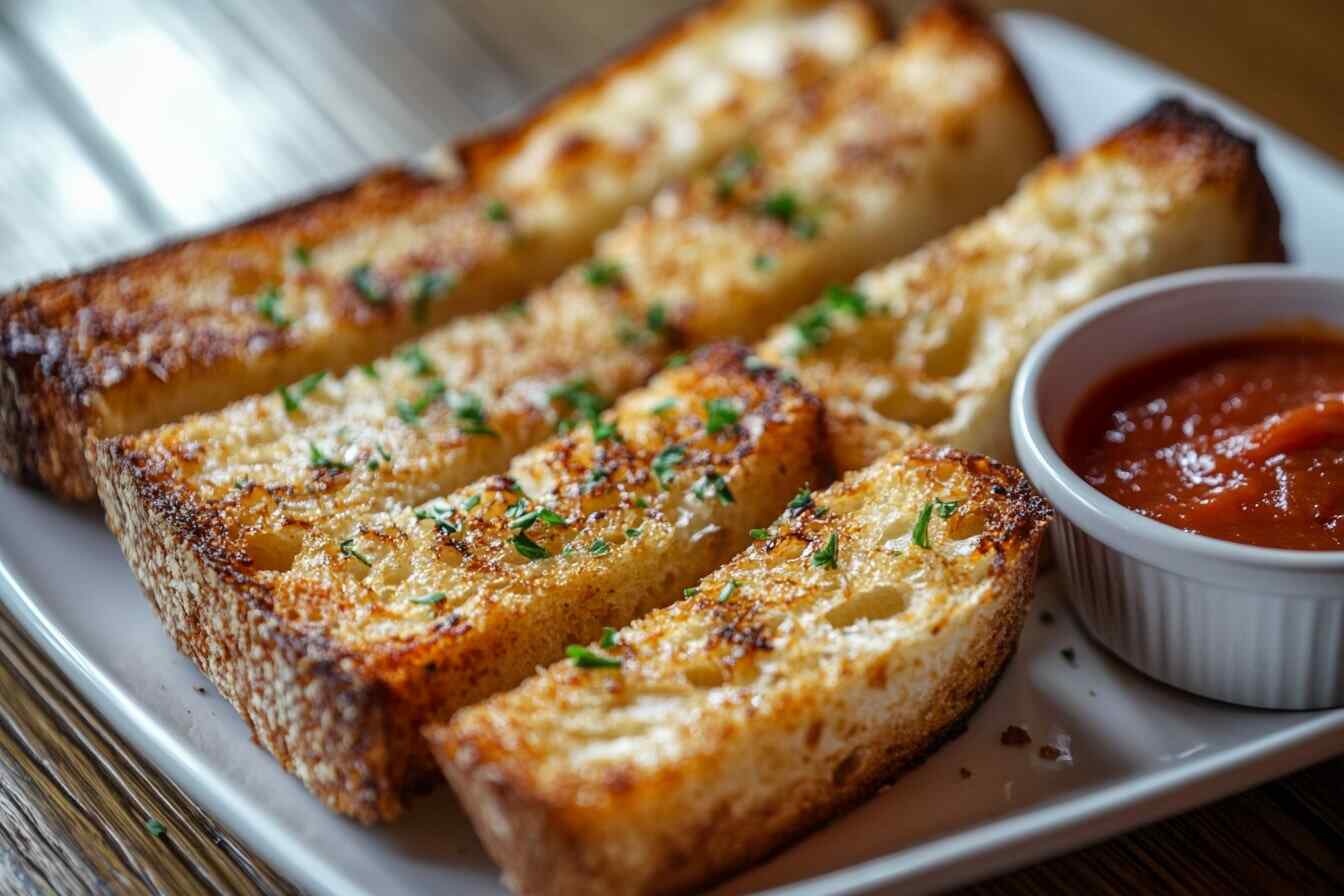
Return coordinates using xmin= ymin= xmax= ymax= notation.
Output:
xmin=3 ymin=12 xmax=1343 ymax=896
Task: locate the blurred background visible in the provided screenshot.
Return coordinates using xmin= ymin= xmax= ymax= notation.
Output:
xmin=1 ymin=0 xmax=1340 ymax=291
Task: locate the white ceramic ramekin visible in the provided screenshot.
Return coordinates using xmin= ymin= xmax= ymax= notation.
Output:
xmin=1011 ymin=265 xmax=1344 ymax=710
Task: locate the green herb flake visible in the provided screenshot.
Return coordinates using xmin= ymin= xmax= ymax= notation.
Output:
xmin=599 ymin=626 xmax=619 ymax=649
xmin=583 ymin=259 xmax=624 ymax=288
xmin=291 ymin=245 xmax=312 ymax=267
xmin=646 ymin=303 xmax=667 ymax=334
xmin=650 ymin=398 xmax=677 ymax=416
xmin=683 ymin=587 xmax=699 ymax=598
xmin=511 ymin=532 xmax=549 ymax=561
xmin=461 ymin=495 xmax=481 ymax=512
xmin=255 ymin=285 xmax=290 ymax=328
xmin=450 ymin=391 xmax=497 ymax=437
xmin=350 ymin=263 xmax=387 ymax=304
xmin=415 ymin=503 xmax=458 ymax=534
xmin=635 ymin=497 xmax=650 ymax=509
xmin=750 ymin=528 xmax=770 ymax=540
xmin=824 ymin=284 xmax=869 ymax=318
xmin=714 ymin=145 xmax=758 ymax=199
xmin=812 ymin=532 xmax=839 ymax=569
xmin=589 ymin=538 xmax=611 ymax=556
xmin=704 ymin=397 xmax=741 ymax=434
xmin=395 ymin=379 xmax=447 ymax=424
xmin=786 ymin=488 xmax=813 ymax=515
xmin=625 ymin=527 xmax=642 ymax=540
xmin=752 ymin=253 xmax=774 ymax=272
xmin=484 ymin=198 xmax=511 ymax=223
xmin=410 ymin=270 xmax=455 ymax=324
xmin=279 ymin=370 xmax=327 ymax=413
xmin=592 ymin=418 xmax=621 ymax=443
xmin=500 ymin=299 xmax=527 ymax=318
xmin=145 ymin=819 xmax=166 ymax=838
xmin=400 ymin=344 xmax=436 ymax=377
xmin=693 ymin=472 xmax=735 ymax=505
xmin=760 ymin=190 xmax=799 ymax=224
xmin=665 ymin=353 xmax=689 ymax=369
xmin=360 ymin=363 xmax=380 ymax=379
xmin=566 ymin=644 xmax=621 ymax=669
xmin=912 ymin=502 xmax=935 ymax=549
xmin=410 ymin=591 xmax=446 ymax=606
xmin=935 ymin=497 xmax=961 ymax=519
xmin=308 ymin=440 xmax=351 ymax=471
xmin=717 ymin=580 xmax=739 ymax=603
xmin=651 ymin=444 xmax=687 ymax=487
xmin=510 ymin=507 xmax=568 ymax=531
xmin=339 ymin=537 xmax=372 ymax=566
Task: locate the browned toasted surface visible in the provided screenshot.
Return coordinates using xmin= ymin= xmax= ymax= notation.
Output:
xmin=431 ymin=446 xmax=1050 ymax=896
xmin=0 ymin=0 xmax=887 ymax=499
xmin=99 ymin=345 xmax=829 ymax=821
xmin=756 ymin=97 xmax=1287 ymax=471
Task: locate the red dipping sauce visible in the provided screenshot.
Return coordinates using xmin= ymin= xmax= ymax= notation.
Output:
xmin=1063 ymin=331 xmax=1344 ymax=551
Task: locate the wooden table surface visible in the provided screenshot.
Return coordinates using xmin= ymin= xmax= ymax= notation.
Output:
xmin=2 ymin=1 xmax=1343 ymax=893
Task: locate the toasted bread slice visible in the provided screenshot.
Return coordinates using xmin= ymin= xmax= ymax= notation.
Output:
xmin=430 ymin=446 xmax=1051 ymax=896
xmin=95 ymin=4 xmax=1051 ymax=546
xmin=757 ymin=99 xmax=1286 ymax=472
xmin=98 ymin=345 xmax=828 ymax=821
xmin=1 ymin=0 xmax=888 ymax=499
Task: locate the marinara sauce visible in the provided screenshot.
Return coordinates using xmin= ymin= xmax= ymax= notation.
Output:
xmin=1063 ymin=331 xmax=1344 ymax=551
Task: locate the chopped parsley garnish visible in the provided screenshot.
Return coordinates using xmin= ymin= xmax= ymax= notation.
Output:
xmin=650 ymin=398 xmax=677 ymax=416
xmin=461 ymin=495 xmax=481 ymax=512
xmin=279 ymin=371 xmax=326 ymax=412
xmin=484 ymin=199 xmax=511 ymax=223
xmin=360 ymin=363 xmax=379 ymax=379
xmin=339 ymin=537 xmax=372 ymax=566
xmin=693 ymin=472 xmax=734 ymax=505
xmin=450 ymin=391 xmax=497 ymax=436
xmin=410 ymin=591 xmax=446 ymax=606
xmin=415 ymin=503 xmax=458 ymax=534
xmin=581 ymin=467 xmax=610 ymax=493
xmin=714 ymin=145 xmax=758 ymax=199
xmin=589 ymin=539 xmax=611 ymax=556
xmin=651 ymin=444 xmax=686 ymax=487
xmin=625 ymin=527 xmax=642 ymax=540
xmin=566 ymin=644 xmax=621 ymax=669
xmin=790 ymin=283 xmax=872 ymax=353
xmin=646 ymin=303 xmax=667 ymax=334
xmin=786 ymin=488 xmax=813 ymax=515
xmin=717 ymin=580 xmax=739 ymax=603
xmin=704 ymin=397 xmax=741 ymax=434
xmin=395 ymin=379 xmax=447 ymax=424
xmin=635 ymin=496 xmax=649 ymax=509
xmin=759 ymin=190 xmax=819 ymax=238
xmin=752 ymin=253 xmax=774 ymax=272
xmin=511 ymin=532 xmax=549 ymax=561
xmin=683 ymin=587 xmax=699 ymax=598
xmin=500 ymin=299 xmax=527 ymax=318
xmin=410 ymin=270 xmax=455 ymax=323
xmin=583 ymin=259 xmax=624 ymax=288
xmin=935 ymin=497 xmax=961 ymax=519
xmin=592 ymin=418 xmax=621 ymax=443
xmin=812 ymin=532 xmax=839 ymax=569
xmin=509 ymin=507 xmax=568 ymax=531
xmin=664 ymin=353 xmax=689 ymax=369
xmin=350 ymin=264 xmax=387 ymax=304
xmin=599 ymin=626 xmax=619 ymax=649
xmin=145 ymin=819 xmax=166 ymax=838
xmin=750 ymin=528 xmax=769 ymax=540
xmin=912 ymin=502 xmax=935 ymax=549
xmin=255 ymin=285 xmax=290 ymax=328
xmin=291 ymin=246 xmax=312 ymax=267
xmin=308 ymin=440 xmax=350 ymax=471
xmin=399 ymin=344 xmax=435 ymax=377
xmin=549 ymin=378 xmax=610 ymax=433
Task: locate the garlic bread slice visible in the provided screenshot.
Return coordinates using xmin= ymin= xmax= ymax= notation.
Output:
xmin=431 ymin=446 xmax=1050 ymax=896
xmin=2 ymin=0 xmax=888 ymax=499
xmin=757 ymin=99 xmax=1285 ymax=471
xmin=98 ymin=345 xmax=828 ymax=821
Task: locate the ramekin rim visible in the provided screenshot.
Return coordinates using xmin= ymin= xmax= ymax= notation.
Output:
xmin=1011 ymin=263 xmax=1344 ymax=574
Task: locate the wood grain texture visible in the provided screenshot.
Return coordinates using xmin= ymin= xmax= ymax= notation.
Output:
xmin=0 ymin=1 xmax=1342 ymax=894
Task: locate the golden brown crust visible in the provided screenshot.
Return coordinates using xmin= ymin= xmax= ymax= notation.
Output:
xmin=3 ymin=0 xmax=884 ymax=500
xmin=432 ymin=446 xmax=1051 ymax=895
